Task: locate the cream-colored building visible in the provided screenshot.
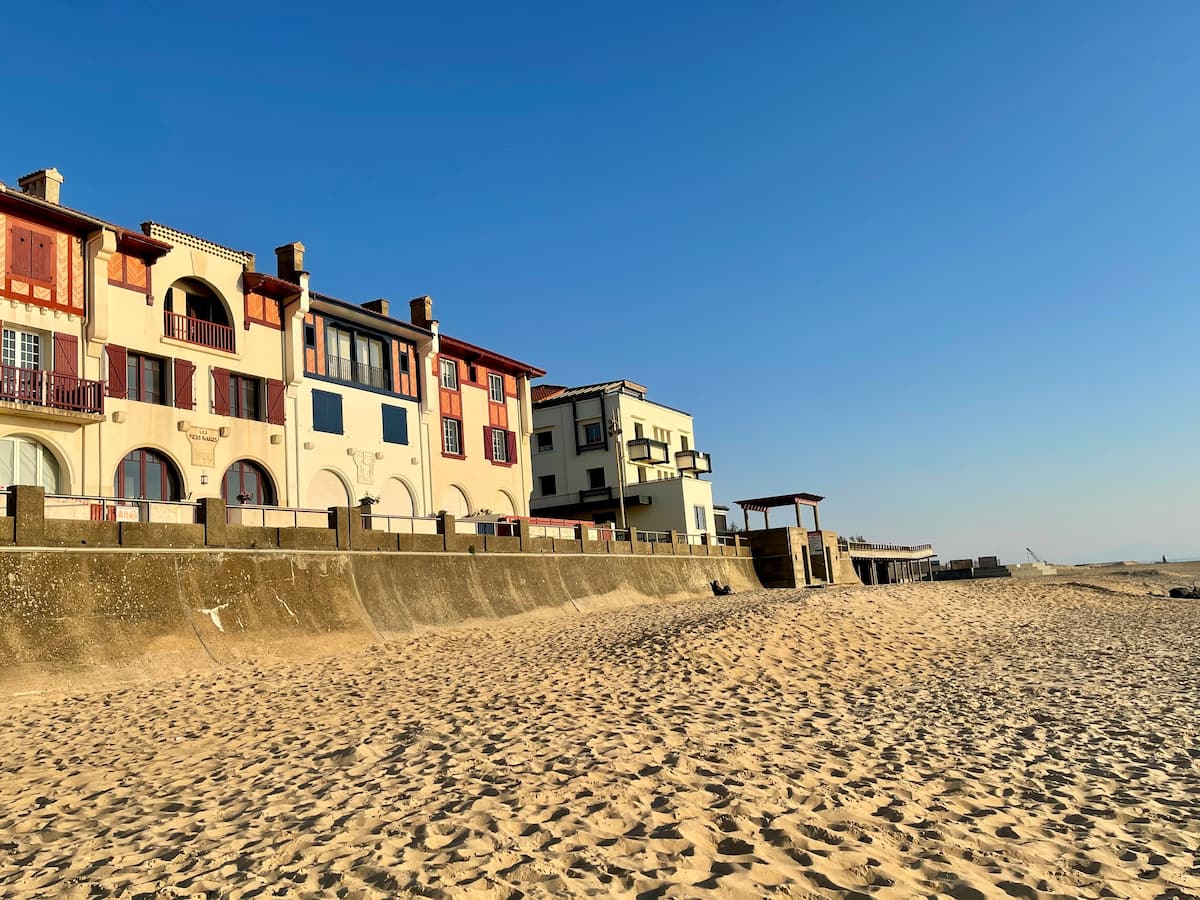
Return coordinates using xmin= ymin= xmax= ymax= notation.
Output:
xmin=0 ymin=168 xmax=542 ymax=525
xmin=529 ymin=380 xmax=715 ymax=536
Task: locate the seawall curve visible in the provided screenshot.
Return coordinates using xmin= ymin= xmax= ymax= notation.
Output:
xmin=0 ymin=549 xmax=760 ymax=694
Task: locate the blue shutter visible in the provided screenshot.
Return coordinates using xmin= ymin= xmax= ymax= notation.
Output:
xmin=312 ymin=389 xmax=344 ymax=435
xmin=382 ymin=404 xmax=408 ymax=445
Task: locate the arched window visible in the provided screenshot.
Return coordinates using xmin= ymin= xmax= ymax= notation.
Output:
xmin=164 ymin=278 xmax=231 ymax=328
xmin=115 ymin=448 xmax=181 ymax=500
xmin=222 ymin=459 xmax=276 ymax=506
xmin=0 ymin=436 xmax=61 ymax=492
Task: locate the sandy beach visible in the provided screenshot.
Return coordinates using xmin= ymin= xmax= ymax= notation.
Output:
xmin=1 ymin=570 xmax=1198 ymax=898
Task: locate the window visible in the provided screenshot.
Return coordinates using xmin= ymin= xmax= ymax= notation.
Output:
xmin=312 ymin=389 xmax=344 ymax=434
xmin=0 ymin=436 xmax=61 ymax=492
xmin=2 ymin=328 xmax=41 ymax=370
xmin=492 ymin=428 xmax=508 ymax=462
xmin=324 ymin=325 xmax=390 ymax=390
xmin=440 ymin=358 xmax=459 ymax=390
xmin=681 ymin=435 xmax=690 ymax=452
xmin=115 ymin=448 xmax=181 ymax=501
xmin=535 ymin=430 xmax=554 ymax=453
xmin=539 ymin=474 xmax=557 ymax=497
xmin=223 ymin=459 xmax=276 ymax=505
xmin=382 ymin=404 xmax=409 ymax=445
xmin=230 ymin=373 xmax=262 ymax=421
xmin=581 ymin=420 xmax=603 ymax=446
xmin=468 ymin=364 xmax=478 ymax=383
xmin=587 ymin=467 xmax=605 ymax=489
xmin=637 ymin=467 xmax=647 ymax=483
xmin=304 ymin=324 xmax=316 ymax=347
xmin=127 ymin=352 xmax=165 ymax=404
xmin=634 ymin=422 xmax=644 ymax=439
xmin=488 ymin=373 xmax=504 ymax=403
xmin=8 ymin=225 xmax=53 ymax=283
xmin=442 ymin=417 xmax=463 ymax=455
xmin=694 ymin=505 xmax=707 ymax=531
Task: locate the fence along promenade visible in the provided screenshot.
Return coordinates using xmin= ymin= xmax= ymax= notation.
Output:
xmin=0 ymin=486 xmax=750 ymax=558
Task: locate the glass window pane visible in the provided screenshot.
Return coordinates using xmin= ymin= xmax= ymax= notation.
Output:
xmin=0 ymin=440 xmax=13 ymax=485
xmin=144 ymin=459 xmax=164 ymax=500
xmin=18 ymin=440 xmax=38 ymax=484
xmin=121 ymin=457 xmax=140 ymax=497
xmin=40 ymin=449 xmax=59 ymax=493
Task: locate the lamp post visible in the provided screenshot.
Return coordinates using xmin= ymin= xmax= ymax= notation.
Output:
xmin=608 ymin=411 xmax=627 ymax=529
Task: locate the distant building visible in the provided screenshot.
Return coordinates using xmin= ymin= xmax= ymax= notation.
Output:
xmin=529 ymin=380 xmax=715 ymax=536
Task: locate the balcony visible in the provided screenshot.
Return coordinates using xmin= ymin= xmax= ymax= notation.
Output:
xmin=579 ymin=486 xmax=613 ymax=503
xmin=325 ymin=354 xmax=389 ymax=390
xmin=675 ymin=449 xmax=712 ymax=474
xmin=0 ymin=364 xmax=104 ymax=417
xmin=627 ymin=437 xmax=670 ymax=464
xmin=163 ymin=310 xmax=235 ymax=353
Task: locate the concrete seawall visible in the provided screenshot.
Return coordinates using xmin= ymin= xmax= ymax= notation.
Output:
xmin=0 ymin=549 xmax=760 ymax=693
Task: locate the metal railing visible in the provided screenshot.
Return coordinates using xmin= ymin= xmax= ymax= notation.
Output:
xmin=635 ymin=529 xmax=672 ymax=543
xmin=716 ymin=534 xmax=737 ymax=547
xmin=839 ymin=540 xmax=934 ymax=554
xmin=227 ymin=505 xmax=331 ymax=528
xmin=0 ymin=364 xmax=104 ymax=415
xmin=324 ymin=355 xmax=389 ymax=390
xmin=163 ymin=310 xmax=235 ymax=353
xmin=361 ymin=513 xmax=439 ymax=535
xmin=683 ymin=533 xmax=707 ymax=545
xmin=45 ymin=494 xmax=200 ymax=524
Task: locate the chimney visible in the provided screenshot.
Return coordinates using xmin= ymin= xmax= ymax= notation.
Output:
xmin=275 ymin=241 xmax=305 ymax=283
xmin=18 ymin=168 xmax=64 ymax=204
xmin=410 ymin=295 xmax=433 ymax=329
xmin=362 ymin=298 xmax=390 ymax=317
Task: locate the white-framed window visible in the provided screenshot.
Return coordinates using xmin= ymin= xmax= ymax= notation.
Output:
xmin=492 ymin=428 xmax=508 ymax=462
xmin=439 ymin=358 xmax=458 ymax=390
xmin=694 ymin=505 xmax=707 ymax=531
xmin=535 ymin=430 xmax=554 ymax=453
xmin=581 ymin=420 xmax=603 ymax=446
xmin=442 ymin=417 xmax=462 ymax=455
xmin=0 ymin=435 xmax=61 ymax=492
xmin=488 ymin=372 xmax=504 ymax=403
xmin=2 ymin=328 xmax=41 ymax=370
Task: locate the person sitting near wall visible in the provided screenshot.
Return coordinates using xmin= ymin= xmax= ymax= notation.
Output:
xmin=711 ymin=580 xmax=733 ymax=596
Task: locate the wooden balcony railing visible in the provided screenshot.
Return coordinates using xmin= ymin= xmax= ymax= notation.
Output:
xmin=0 ymin=364 xmax=104 ymax=415
xmin=163 ymin=310 xmax=235 ymax=352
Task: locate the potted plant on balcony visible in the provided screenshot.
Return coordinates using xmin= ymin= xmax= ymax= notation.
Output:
xmin=236 ymin=491 xmax=255 ymax=505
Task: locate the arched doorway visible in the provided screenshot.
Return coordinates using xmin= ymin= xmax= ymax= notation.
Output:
xmin=492 ymin=489 xmax=516 ymax=516
xmin=0 ymin=435 xmax=62 ymax=492
xmin=438 ymin=484 xmax=470 ymax=517
xmin=377 ymin=477 xmax=416 ymax=517
xmin=307 ymin=469 xmax=350 ymax=509
xmin=164 ymin=277 xmax=234 ymax=351
xmin=222 ymin=459 xmax=276 ymax=506
xmin=115 ymin=448 xmax=182 ymax=500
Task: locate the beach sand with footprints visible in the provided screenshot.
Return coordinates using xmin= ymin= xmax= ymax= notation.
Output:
xmin=1 ymin=569 xmax=1198 ymax=897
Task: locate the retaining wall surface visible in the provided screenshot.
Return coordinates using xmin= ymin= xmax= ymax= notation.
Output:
xmin=0 ymin=549 xmax=759 ymax=692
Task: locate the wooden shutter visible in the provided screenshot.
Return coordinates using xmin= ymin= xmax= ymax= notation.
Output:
xmin=9 ymin=226 xmax=32 ymax=278
xmin=266 ymin=378 xmax=286 ymax=425
xmin=106 ymin=345 xmax=127 ymax=398
xmin=32 ymin=232 xmax=53 ymax=283
xmin=174 ymin=359 xmax=196 ymax=410
xmin=506 ymin=430 xmax=517 ymax=464
xmin=212 ymin=367 xmax=230 ymax=416
xmin=52 ymin=333 xmax=78 ymax=376
xmin=483 ymin=426 xmax=494 ymax=461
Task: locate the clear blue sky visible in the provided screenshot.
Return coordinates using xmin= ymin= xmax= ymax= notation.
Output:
xmin=6 ymin=2 xmax=1198 ymax=563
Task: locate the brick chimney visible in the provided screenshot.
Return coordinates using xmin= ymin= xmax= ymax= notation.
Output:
xmin=362 ymin=298 xmax=390 ymax=316
xmin=18 ymin=168 xmax=64 ymax=204
xmin=275 ymin=241 xmax=305 ymax=283
xmin=410 ymin=296 xmax=433 ymax=329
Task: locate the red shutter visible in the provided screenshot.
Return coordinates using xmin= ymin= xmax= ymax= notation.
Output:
xmin=506 ymin=430 xmax=517 ymax=464
xmin=32 ymin=233 xmax=54 ymax=283
xmin=174 ymin=359 xmax=195 ymax=410
xmin=266 ymin=378 xmax=285 ymax=425
xmin=52 ymin=333 xmax=78 ymax=376
xmin=9 ymin=226 xmax=32 ymax=278
xmin=483 ymin=425 xmax=494 ymax=461
xmin=212 ymin=367 xmax=230 ymax=416
xmin=106 ymin=345 xmax=127 ymax=398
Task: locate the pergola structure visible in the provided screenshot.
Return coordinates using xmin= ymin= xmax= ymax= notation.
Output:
xmin=736 ymin=492 xmax=824 ymax=532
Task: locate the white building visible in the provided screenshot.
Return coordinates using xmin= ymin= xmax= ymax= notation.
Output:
xmin=529 ymin=380 xmax=715 ymax=536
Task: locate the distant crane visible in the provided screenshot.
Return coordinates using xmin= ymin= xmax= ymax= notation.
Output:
xmin=1026 ymin=547 xmax=1044 ymax=564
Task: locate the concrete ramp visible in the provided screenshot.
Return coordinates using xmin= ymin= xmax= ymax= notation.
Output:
xmin=0 ymin=549 xmax=759 ymax=694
